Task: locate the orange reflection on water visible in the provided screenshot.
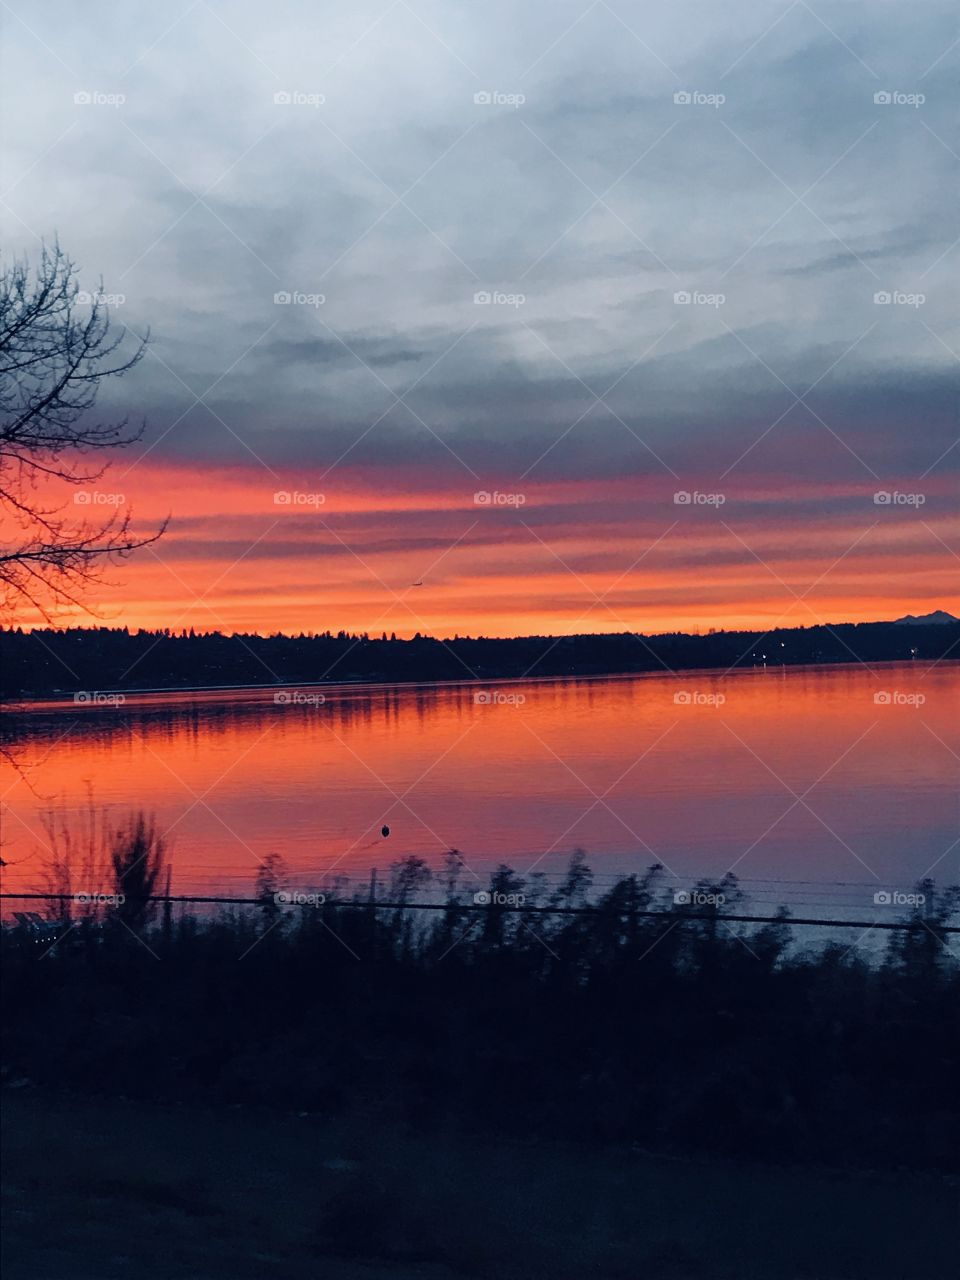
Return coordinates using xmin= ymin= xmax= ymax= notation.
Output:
xmin=2 ymin=663 xmax=957 ymax=908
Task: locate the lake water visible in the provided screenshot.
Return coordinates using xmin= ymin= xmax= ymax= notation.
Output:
xmin=2 ymin=662 xmax=958 ymax=921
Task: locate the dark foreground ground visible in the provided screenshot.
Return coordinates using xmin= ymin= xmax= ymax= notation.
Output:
xmin=2 ymin=1089 xmax=957 ymax=1280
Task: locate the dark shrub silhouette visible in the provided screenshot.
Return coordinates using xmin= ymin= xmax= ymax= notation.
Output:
xmin=109 ymin=813 xmax=167 ymax=928
xmin=3 ymin=849 xmax=958 ymax=1172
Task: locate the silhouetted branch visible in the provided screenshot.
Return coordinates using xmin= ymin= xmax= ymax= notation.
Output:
xmin=0 ymin=241 xmax=166 ymax=619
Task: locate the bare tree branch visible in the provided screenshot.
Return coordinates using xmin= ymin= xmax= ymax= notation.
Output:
xmin=0 ymin=240 xmax=166 ymax=618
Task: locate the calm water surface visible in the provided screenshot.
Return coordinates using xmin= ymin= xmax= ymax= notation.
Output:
xmin=3 ymin=662 xmax=958 ymax=916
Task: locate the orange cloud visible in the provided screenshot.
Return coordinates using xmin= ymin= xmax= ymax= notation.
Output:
xmin=5 ymin=459 xmax=958 ymax=636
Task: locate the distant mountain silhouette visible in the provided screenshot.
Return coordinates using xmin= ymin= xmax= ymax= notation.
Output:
xmin=894 ymin=610 xmax=959 ymax=626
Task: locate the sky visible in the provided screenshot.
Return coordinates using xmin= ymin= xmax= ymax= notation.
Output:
xmin=1 ymin=0 xmax=958 ymax=637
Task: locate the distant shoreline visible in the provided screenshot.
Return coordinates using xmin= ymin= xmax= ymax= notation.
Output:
xmin=2 ymin=617 xmax=957 ymax=702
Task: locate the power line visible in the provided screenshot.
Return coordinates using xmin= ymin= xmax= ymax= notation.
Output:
xmin=2 ymin=892 xmax=958 ymax=932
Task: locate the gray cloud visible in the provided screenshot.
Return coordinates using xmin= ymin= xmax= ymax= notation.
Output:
xmin=2 ymin=0 xmax=957 ymax=500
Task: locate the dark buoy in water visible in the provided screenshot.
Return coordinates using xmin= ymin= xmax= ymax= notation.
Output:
xmin=381 ymin=825 xmax=390 ymax=838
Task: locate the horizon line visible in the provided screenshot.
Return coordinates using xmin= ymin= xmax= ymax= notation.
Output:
xmin=5 ymin=611 xmax=958 ymax=644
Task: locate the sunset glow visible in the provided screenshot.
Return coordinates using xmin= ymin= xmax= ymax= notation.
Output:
xmin=8 ymin=461 xmax=958 ymax=636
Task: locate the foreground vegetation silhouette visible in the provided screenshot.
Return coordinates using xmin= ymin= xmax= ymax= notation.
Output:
xmin=3 ymin=833 xmax=958 ymax=1174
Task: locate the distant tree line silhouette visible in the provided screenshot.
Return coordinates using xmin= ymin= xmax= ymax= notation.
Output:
xmin=2 ymin=618 xmax=956 ymax=698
